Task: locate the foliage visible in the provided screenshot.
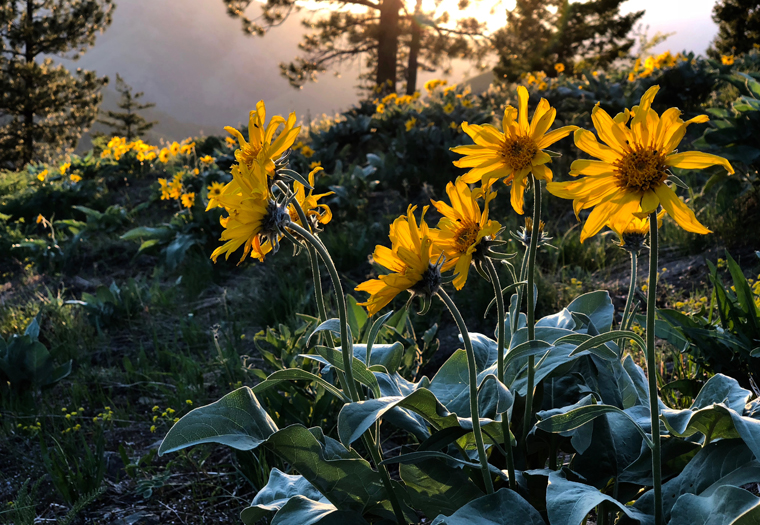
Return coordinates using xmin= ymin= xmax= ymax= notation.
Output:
xmin=0 ymin=0 xmax=114 ymax=169
xmin=40 ymin=429 xmax=106 ymax=506
xmin=657 ymin=252 xmax=760 ymax=387
xmin=492 ymin=0 xmax=644 ymax=82
xmin=66 ymin=280 xmax=152 ymax=332
xmin=0 ymin=317 xmax=72 ymax=396
xmin=707 ymin=0 xmax=760 ymax=60
xmin=98 ymin=73 xmax=158 ymax=141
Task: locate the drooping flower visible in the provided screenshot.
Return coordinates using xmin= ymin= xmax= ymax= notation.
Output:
xmin=429 ymin=178 xmax=501 ymax=290
xmin=225 ymin=101 xmax=300 ymax=173
xmin=356 ymin=206 xmax=441 ymax=316
xmin=289 ymin=167 xmax=333 ymax=229
xmin=546 ymin=86 xmax=734 ymax=242
xmin=210 ymin=160 xmax=288 ymax=264
xmin=608 ymin=208 xmax=665 ymax=254
xmin=451 ymin=86 xmax=577 ymax=213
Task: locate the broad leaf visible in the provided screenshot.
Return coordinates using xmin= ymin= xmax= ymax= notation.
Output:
xmin=240 ymin=469 xmax=327 ymax=524
xmin=566 ymin=290 xmax=615 ymax=333
xmin=430 ymin=488 xmax=544 ymax=525
xmin=399 ymin=458 xmax=484 ymax=519
xmin=159 ymin=387 xmax=278 ymax=454
xmin=669 ymin=486 xmax=760 ymax=525
xmin=272 ymin=496 xmax=369 ymax=525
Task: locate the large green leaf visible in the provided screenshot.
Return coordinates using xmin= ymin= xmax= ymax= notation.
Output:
xmin=272 ymin=496 xmax=369 ymax=525
xmin=265 ymin=424 xmax=410 ymax=521
xmin=251 ymin=368 xmax=349 ymax=402
xmin=241 ymin=468 xmax=327 ymax=524
xmin=430 ymin=488 xmax=545 ymax=525
xmin=545 ymin=471 xmax=652 ymax=525
xmin=304 ymin=346 xmax=381 ymax=398
xmin=669 ymin=486 xmax=760 ymax=525
xmin=159 ymin=387 xmax=278 ymax=454
xmin=536 ymin=403 xmax=653 ymax=449
xmin=566 ymin=290 xmax=615 ymax=333
xmin=399 ymin=458 xmax=484 ymax=519
xmin=635 ymin=440 xmax=760 ymax=521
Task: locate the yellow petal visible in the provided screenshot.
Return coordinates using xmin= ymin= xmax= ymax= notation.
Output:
xmin=573 ymin=129 xmax=620 ymax=164
xmin=536 ymin=125 xmax=578 ymax=150
xmin=654 ymin=185 xmax=710 ymax=234
xmin=569 ymin=159 xmax=615 ymax=177
xmin=665 ymin=151 xmax=734 ymax=174
xmin=517 ymin=86 xmax=529 ymax=134
xmin=510 ymin=173 xmax=529 ymax=214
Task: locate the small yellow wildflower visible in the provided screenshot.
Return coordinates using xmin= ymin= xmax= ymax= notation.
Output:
xmin=36 ymin=214 xmax=44 ymax=224
xmin=70 ymin=174 xmax=82 ymax=183
xmin=186 ymin=399 xmax=193 ymax=405
xmin=200 ymin=155 xmax=214 ymax=164
xmin=405 ymin=117 xmax=417 ymax=131
xmin=181 ymin=193 xmax=195 ymax=208
xmin=62 ymin=407 xmax=68 ymax=412
xmin=152 ymin=405 xmax=160 ymax=412
xmin=301 ymin=145 xmax=315 ymax=158
xmin=169 ymin=142 xmax=181 ymax=156
xmin=225 ymin=136 xmax=236 ymax=148
xmin=462 ymin=99 xmax=473 ymax=108
xmin=443 ymin=103 xmax=454 ymax=114
xmin=37 ymin=170 xmax=48 ymax=182
xmin=722 ymin=55 xmax=735 ymax=66
xmin=150 ymin=425 xmax=156 ymax=433
xmin=376 ymin=103 xmax=386 ymax=114
xmin=538 ymin=81 xmax=548 ymax=90
xmin=309 ymin=161 xmax=322 ymax=169
xmin=555 ymin=63 xmax=565 ymax=73
xmin=60 ymin=162 xmax=71 ymax=175
xmin=159 ymin=148 xmax=170 ymax=163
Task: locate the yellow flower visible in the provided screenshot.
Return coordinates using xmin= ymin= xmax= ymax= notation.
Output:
xmin=290 ymin=167 xmax=334 ymax=227
xmin=356 ymin=206 xmax=438 ymax=316
xmin=301 ymin=145 xmax=315 ymax=158
xmin=450 ymin=121 xmax=459 ymax=130
xmin=100 ymin=149 xmax=111 ymax=159
xmin=159 ymin=148 xmax=170 ymax=163
xmin=169 ymin=142 xmax=181 ymax=156
xmin=60 ymin=162 xmax=71 ymax=175
xmin=382 ymin=93 xmax=398 ymax=104
xmin=309 ymin=160 xmax=322 ymax=170
xmin=429 ymin=179 xmax=501 ymax=290
xmin=207 ymin=181 xmax=225 ymax=202
xmin=70 ymin=174 xmax=82 ymax=183
xmin=608 ymin=208 xmax=666 ymax=252
xmin=225 ymin=136 xmax=236 ymax=148
xmin=628 ymin=72 xmax=636 ymax=82
xmin=443 ymin=103 xmax=455 ymax=114
xmin=180 ymin=141 xmax=196 ymax=155
xmin=150 ymin=425 xmax=156 ymax=433
xmin=721 ymin=54 xmax=735 ymax=66
xmin=538 ymin=81 xmax=548 ymax=90
xmin=405 ymin=117 xmax=417 ymax=131
xmin=451 ymin=86 xmax=577 ymax=213
xmin=181 ymin=192 xmax=195 ymax=208
xmin=424 ymin=79 xmax=447 ymax=92
xmin=193 ymin=168 xmax=200 ymax=175
xmin=225 ymin=101 xmax=300 ymax=172
xmin=200 ymin=155 xmax=214 ymax=164
xmin=376 ymin=103 xmax=386 ymax=114
xmin=210 ymin=161 xmax=280 ymax=263
xmin=37 ymin=170 xmax=48 ymax=182
xmin=555 ymin=63 xmax=565 ymax=73
xmin=186 ymin=399 xmax=193 ymax=405
xmin=547 ymin=86 xmax=734 ymax=242
xmin=36 ymin=214 xmax=44 ymax=224
xmin=462 ymin=99 xmax=473 ymax=108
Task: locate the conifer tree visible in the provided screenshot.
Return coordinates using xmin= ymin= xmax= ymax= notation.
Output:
xmin=0 ymin=0 xmax=114 ymax=169
xmin=222 ymin=0 xmax=489 ymax=93
xmin=98 ymin=74 xmax=157 ymax=141
xmin=707 ymin=0 xmax=760 ymax=59
xmin=493 ymin=0 xmax=643 ymax=83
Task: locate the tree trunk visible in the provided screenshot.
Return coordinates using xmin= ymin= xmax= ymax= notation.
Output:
xmin=23 ymin=0 xmax=34 ymax=166
xmin=405 ymin=0 xmax=424 ymax=95
xmin=376 ymin=0 xmax=401 ymax=92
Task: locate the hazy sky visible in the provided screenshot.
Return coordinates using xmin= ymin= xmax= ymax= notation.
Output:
xmin=60 ymin=0 xmax=720 ymax=135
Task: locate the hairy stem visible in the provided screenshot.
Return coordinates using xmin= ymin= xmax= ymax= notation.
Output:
xmin=521 ymin=175 xmax=541 ymax=451
xmin=647 ymin=212 xmax=663 ymax=525
xmin=618 ymin=251 xmax=638 ymax=354
xmin=483 ymin=257 xmax=516 ymax=490
xmin=438 ymin=289 xmax=494 ymax=494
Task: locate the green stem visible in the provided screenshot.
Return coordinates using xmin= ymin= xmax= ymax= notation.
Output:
xmin=521 ymin=175 xmax=541 ymax=450
xmin=438 ymin=289 xmax=494 ymax=494
xmin=512 ymin=245 xmax=529 ymax=339
xmin=646 ymin=212 xmax=663 ymax=525
xmin=618 ymin=251 xmax=638 ymax=354
xmin=287 ymin=221 xmax=406 ymax=525
xmin=483 ymin=257 xmax=516 ymax=490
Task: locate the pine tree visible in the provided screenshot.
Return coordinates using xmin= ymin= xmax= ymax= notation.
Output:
xmin=98 ymin=74 xmax=157 ymax=141
xmin=707 ymin=0 xmax=760 ymax=59
xmin=223 ymin=0 xmax=489 ymax=93
xmin=0 ymin=1 xmax=114 ymax=169
xmin=493 ymin=0 xmax=643 ymax=83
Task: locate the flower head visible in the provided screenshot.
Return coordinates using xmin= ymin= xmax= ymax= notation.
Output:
xmin=289 ymin=167 xmax=334 ymax=230
xmin=70 ymin=174 xmax=82 ymax=183
xmin=301 ymin=145 xmax=315 ymax=158
xmin=429 ymin=179 xmax=501 ymax=289
xmin=225 ymin=101 xmax=300 ymax=174
xmin=356 ymin=206 xmax=441 ymax=315
xmin=554 ymin=63 xmax=565 ymax=73
xmin=181 ymin=192 xmax=195 ymax=208
xmin=207 ymin=181 xmax=225 ymax=201
xmin=451 ymin=86 xmax=577 ymax=213
xmin=405 ymin=117 xmax=417 ymax=131
xmin=512 ymin=217 xmax=551 ymax=248
xmin=547 ymin=86 xmax=734 ymax=242
xmin=721 ymin=55 xmax=735 ymax=66
xmin=159 ymin=148 xmax=170 ymax=163
xmin=443 ymin=103 xmax=455 ymax=114
xmin=210 ymin=161 xmax=289 ymax=263
xmin=37 ymin=170 xmax=48 ymax=182
xmin=609 ymin=208 xmax=665 ymax=253
xmin=60 ymin=162 xmax=70 ymax=175
xmin=200 ymin=155 xmax=214 ymax=164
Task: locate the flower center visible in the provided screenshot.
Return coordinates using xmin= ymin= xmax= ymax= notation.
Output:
xmin=614 ymin=148 xmax=667 ymax=192
xmin=454 ymin=222 xmax=480 ymax=253
xmin=501 ymin=135 xmax=538 ymax=172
